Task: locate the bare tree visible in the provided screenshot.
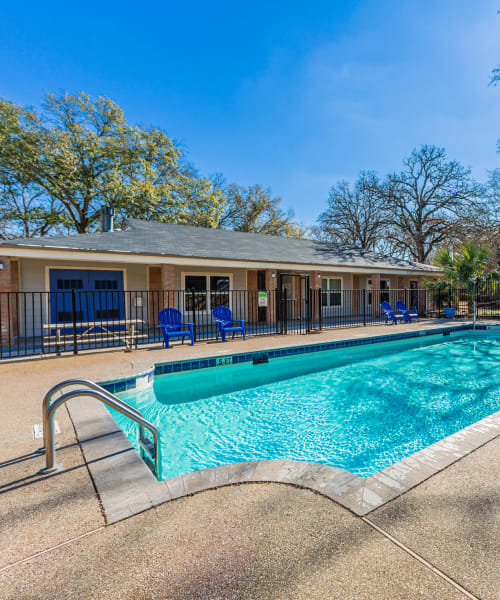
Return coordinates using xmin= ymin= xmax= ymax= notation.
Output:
xmin=379 ymin=145 xmax=484 ymax=263
xmin=219 ymin=183 xmax=305 ymax=237
xmin=315 ymin=171 xmax=387 ymax=251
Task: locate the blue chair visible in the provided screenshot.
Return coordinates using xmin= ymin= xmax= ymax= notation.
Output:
xmin=212 ymin=305 xmax=246 ymax=342
xmin=381 ymin=301 xmax=405 ymax=325
xmin=158 ymin=308 xmax=194 ymax=348
xmin=396 ymin=301 xmax=420 ymax=323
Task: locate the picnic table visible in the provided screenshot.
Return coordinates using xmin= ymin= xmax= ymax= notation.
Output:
xmin=43 ymin=319 xmax=145 ymax=353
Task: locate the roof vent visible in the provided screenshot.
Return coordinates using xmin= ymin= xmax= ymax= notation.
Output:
xmin=100 ymin=206 xmax=115 ymax=233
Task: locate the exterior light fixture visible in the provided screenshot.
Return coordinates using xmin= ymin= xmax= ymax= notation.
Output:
xmin=317 ymin=273 xmax=321 ymax=278
xmin=271 ymin=272 xmax=276 ymax=278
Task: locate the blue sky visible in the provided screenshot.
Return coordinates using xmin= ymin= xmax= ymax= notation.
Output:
xmin=1 ymin=1 xmax=499 ymax=225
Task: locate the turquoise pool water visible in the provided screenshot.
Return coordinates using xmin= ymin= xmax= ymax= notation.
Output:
xmin=113 ymin=332 xmax=500 ymax=479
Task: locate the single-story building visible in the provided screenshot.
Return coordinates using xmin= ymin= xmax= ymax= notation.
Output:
xmin=0 ymin=217 xmax=441 ymax=345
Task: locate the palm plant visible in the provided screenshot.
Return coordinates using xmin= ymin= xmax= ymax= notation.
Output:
xmin=431 ymin=243 xmax=497 ymax=311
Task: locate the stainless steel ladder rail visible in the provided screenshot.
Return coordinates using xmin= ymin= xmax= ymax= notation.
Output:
xmin=39 ymin=379 xmax=162 ymax=479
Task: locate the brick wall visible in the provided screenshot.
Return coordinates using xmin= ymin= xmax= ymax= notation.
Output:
xmin=0 ymin=257 xmax=19 ymax=343
xmin=148 ymin=264 xmax=177 ymax=325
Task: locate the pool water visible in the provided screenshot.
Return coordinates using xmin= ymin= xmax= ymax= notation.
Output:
xmin=113 ymin=332 xmax=500 ymax=479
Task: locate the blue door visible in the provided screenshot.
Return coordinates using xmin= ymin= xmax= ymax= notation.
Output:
xmin=49 ymin=269 xmax=87 ymax=325
xmin=49 ymin=269 xmax=124 ymax=325
xmin=87 ymin=271 xmax=125 ymax=323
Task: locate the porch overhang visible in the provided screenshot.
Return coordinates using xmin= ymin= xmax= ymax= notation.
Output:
xmin=0 ymin=246 xmax=443 ymax=278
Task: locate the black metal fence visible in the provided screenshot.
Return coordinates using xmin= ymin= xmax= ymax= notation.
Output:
xmin=1 ymin=285 xmax=499 ymax=359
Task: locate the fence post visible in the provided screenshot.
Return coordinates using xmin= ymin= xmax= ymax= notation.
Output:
xmin=362 ymin=289 xmax=366 ymax=326
xmin=283 ymin=287 xmax=287 ymax=335
xmin=190 ymin=288 xmax=197 ymax=342
xmin=71 ymin=288 xmax=78 ymax=355
xmin=306 ymin=287 xmax=312 ymax=333
xmin=438 ymin=288 xmax=441 ymax=319
xmin=318 ymin=288 xmax=322 ymax=331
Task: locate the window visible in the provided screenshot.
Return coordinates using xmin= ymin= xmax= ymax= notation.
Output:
xmin=57 ymin=310 xmax=84 ymax=322
xmin=185 ymin=275 xmax=208 ymax=311
xmin=184 ymin=274 xmax=231 ymax=312
xmin=56 ymin=279 xmax=83 ymax=290
xmin=321 ymin=278 xmax=342 ymax=307
xmin=95 ymin=279 xmax=118 ymax=290
xmin=210 ymin=275 xmax=230 ymax=309
xmin=95 ymin=308 xmax=121 ymax=320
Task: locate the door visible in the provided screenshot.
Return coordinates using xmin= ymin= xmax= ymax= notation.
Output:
xmin=88 ymin=271 xmax=125 ymax=323
xmin=49 ymin=269 xmax=87 ymax=325
xmin=49 ymin=269 xmax=124 ymax=325
xmin=277 ymin=273 xmax=311 ymax=333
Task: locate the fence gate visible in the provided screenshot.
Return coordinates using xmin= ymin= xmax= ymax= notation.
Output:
xmin=277 ymin=273 xmax=311 ymax=334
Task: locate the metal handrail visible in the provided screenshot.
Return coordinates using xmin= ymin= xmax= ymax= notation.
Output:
xmin=40 ymin=379 xmax=144 ymax=432
xmin=38 ymin=378 xmax=145 ymax=454
xmin=39 ymin=380 xmax=162 ymax=479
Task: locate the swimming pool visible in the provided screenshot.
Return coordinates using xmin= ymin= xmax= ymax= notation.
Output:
xmin=112 ymin=331 xmax=500 ymax=480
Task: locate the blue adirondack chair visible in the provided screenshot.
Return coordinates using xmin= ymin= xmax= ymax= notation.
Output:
xmin=212 ymin=305 xmax=246 ymax=342
xmin=396 ymin=301 xmax=420 ymax=323
xmin=381 ymin=301 xmax=405 ymax=325
xmin=158 ymin=308 xmax=194 ymax=348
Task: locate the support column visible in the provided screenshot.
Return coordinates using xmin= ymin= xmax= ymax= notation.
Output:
xmin=246 ymin=270 xmax=258 ymax=324
xmin=159 ymin=264 xmax=176 ymax=311
xmin=352 ymin=274 xmax=360 ymax=316
xmin=265 ymin=269 xmax=278 ymax=326
xmin=371 ymin=273 xmax=381 ymax=314
xmin=416 ymin=275 xmax=427 ymax=313
xmin=310 ymin=271 xmax=321 ymax=323
xmin=0 ymin=257 xmax=19 ymax=344
xmin=397 ymin=276 xmax=405 ymax=302
xmin=157 ymin=264 xmax=175 ymax=289
xmin=148 ymin=264 xmax=177 ymax=327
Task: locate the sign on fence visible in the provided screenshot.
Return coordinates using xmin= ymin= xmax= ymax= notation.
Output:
xmin=258 ymin=291 xmax=268 ymax=307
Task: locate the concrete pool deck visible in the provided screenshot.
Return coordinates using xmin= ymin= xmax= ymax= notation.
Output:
xmin=0 ymin=319 xmax=499 ymax=599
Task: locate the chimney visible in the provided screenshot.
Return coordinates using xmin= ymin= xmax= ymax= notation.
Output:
xmin=100 ymin=206 xmax=115 ymax=232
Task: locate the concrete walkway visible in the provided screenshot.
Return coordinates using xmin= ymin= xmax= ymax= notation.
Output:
xmin=0 ymin=321 xmax=498 ymax=599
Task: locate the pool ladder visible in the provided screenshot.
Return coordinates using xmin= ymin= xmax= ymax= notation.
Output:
xmin=38 ymin=378 xmax=162 ymax=479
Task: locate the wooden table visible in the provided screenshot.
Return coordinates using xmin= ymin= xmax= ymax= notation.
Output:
xmin=43 ymin=320 xmax=145 ymax=354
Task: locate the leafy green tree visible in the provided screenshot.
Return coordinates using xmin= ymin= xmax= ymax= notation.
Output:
xmin=219 ymin=183 xmax=304 ymax=237
xmin=0 ymin=93 xmax=225 ymax=234
xmin=0 ymin=98 xmax=61 ymax=238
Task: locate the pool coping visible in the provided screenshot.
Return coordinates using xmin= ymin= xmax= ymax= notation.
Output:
xmin=66 ymin=324 xmax=500 ymax=524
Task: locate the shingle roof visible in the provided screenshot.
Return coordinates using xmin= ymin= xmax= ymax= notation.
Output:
xmin=1 ymin=218 xmax=441 ymax=273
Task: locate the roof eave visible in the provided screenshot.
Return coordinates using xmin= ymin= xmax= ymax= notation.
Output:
xmin=0 ymin=244 xmax=443 ymax=275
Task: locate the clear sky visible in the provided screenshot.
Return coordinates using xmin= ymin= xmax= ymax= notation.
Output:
xmin=1 ymin=1 xmax=499 ymax=225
